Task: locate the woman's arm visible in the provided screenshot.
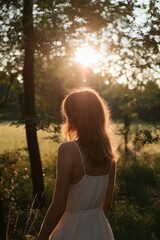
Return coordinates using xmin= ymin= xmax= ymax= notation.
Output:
xmin=37 ymin=142 xmax=74 ymax=240
xmin=101 ymin=161 xmax=116 ymax=218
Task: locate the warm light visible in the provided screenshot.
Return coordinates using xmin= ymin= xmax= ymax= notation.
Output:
xmin=73 ymin=45 xmax=129 ymax=85
xmin=74 ymin=46 xmax=99 ymax=66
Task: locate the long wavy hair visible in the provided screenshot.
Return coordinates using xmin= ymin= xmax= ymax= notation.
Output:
xmin=61 ymin=88 xmax=118 ymax=167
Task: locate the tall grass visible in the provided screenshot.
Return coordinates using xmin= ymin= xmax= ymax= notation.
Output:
xmin=0 ymin=148 xmax=54 ymax=239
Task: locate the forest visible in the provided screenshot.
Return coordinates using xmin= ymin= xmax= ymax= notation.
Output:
xmin=0 ymin=0 xmax=160 ymax=239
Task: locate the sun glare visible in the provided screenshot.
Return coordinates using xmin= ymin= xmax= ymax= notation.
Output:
xmin=73 ymin=45 xmax=132 ymax=86
xmin=74 ymin=46 xmax=99 ymax=67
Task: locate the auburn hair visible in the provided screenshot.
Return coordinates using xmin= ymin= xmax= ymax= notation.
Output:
xmin=61 ymin=88 xmax=118 ymax=167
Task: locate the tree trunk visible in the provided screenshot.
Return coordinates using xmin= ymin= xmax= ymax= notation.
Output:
xmin=23 ymin=0 xmax=45 ymax=208
xmin=124 ymin=127 xmax=129 ymax=158
xmin=124 ymin=114 xmax=130 ymax=162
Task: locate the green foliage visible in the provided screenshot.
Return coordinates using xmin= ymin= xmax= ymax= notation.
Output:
xmin=110 ymin=154 xmax=160 ymax=240
xmin=117 ymin=163 xmax=155 ymax=206
xmin=0 ymin=149 xmax=56 ymax=239
xmin=111 ymin=201 xmax=154 ymax=240
xmin=0 ymin=150 xmax=32 ymax=239
xmin=134 ymin=127 xmax=160 ymax=145
xmin=0 ymin=150 xmax=32 ymax=210
xmin=103 ymin=83 xmax=160 ymax=122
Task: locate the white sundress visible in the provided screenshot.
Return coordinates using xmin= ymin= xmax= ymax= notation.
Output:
xmin=50 ymin=142 xmax=115 ymax=240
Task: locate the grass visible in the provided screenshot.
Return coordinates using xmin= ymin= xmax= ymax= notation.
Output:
xmin=1 ymin=121 xmax=160 ymax=154
xmin=0 ymin=122 xmax=59 ymax=160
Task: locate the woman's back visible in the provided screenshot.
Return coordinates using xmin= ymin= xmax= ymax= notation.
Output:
xmin=71 ymin=141 xmax=112 ymax=185
xmin=50 ymin=142 xmax=115 ymax=240
xmin=66 ymin=141 xmax=110 ymax=212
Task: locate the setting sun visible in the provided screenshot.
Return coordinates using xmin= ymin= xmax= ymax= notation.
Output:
xmin=74 ymin=46 xmax=99 ymax=67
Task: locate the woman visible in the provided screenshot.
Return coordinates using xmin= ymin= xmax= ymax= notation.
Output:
xmin=37 ymin=88 xmax=118 ymax=240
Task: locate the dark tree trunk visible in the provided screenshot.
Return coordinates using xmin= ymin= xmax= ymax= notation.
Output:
xmin=23 ymin=0 xmax=45 ymax=208
xmin=124 ymin=114 xmax=130 ymax=162
xmin=124 ymin=126 xmax=129 ymax=158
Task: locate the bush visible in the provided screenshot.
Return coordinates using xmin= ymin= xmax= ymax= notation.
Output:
xmin=0 ymin=150 xmax=47 ymax=239
xmin=110 ymin=201 xmax=154 ymax=240
xmin=110 ymin=154 xmax=160 ymax=240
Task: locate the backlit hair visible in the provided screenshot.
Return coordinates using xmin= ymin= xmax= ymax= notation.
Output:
xmin=61 ymin=88 xmax=118 ymax=166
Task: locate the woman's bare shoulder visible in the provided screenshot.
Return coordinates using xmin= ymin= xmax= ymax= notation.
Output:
xmin=58 ymin=141 xmax=77 ymax=155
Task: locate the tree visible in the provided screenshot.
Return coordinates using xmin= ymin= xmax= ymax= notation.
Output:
xmin=22 ymin=0 xmax=45 ymax=207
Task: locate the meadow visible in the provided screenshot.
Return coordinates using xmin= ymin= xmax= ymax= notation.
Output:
xmin=0 ymin=122 xmax=160 ymax=240
xmin=1 ymin=121 xmax=160 ymax=157
xmin=0 ymin=122 xmax=59 ymax=158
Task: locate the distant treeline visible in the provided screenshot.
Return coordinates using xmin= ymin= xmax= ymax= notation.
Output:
xmin=0 ymin=79 xmax=160 ymax=123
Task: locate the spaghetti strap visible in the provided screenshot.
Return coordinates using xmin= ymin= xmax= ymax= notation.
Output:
xmin=73 ymin=141 xmax=86 ymax=174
